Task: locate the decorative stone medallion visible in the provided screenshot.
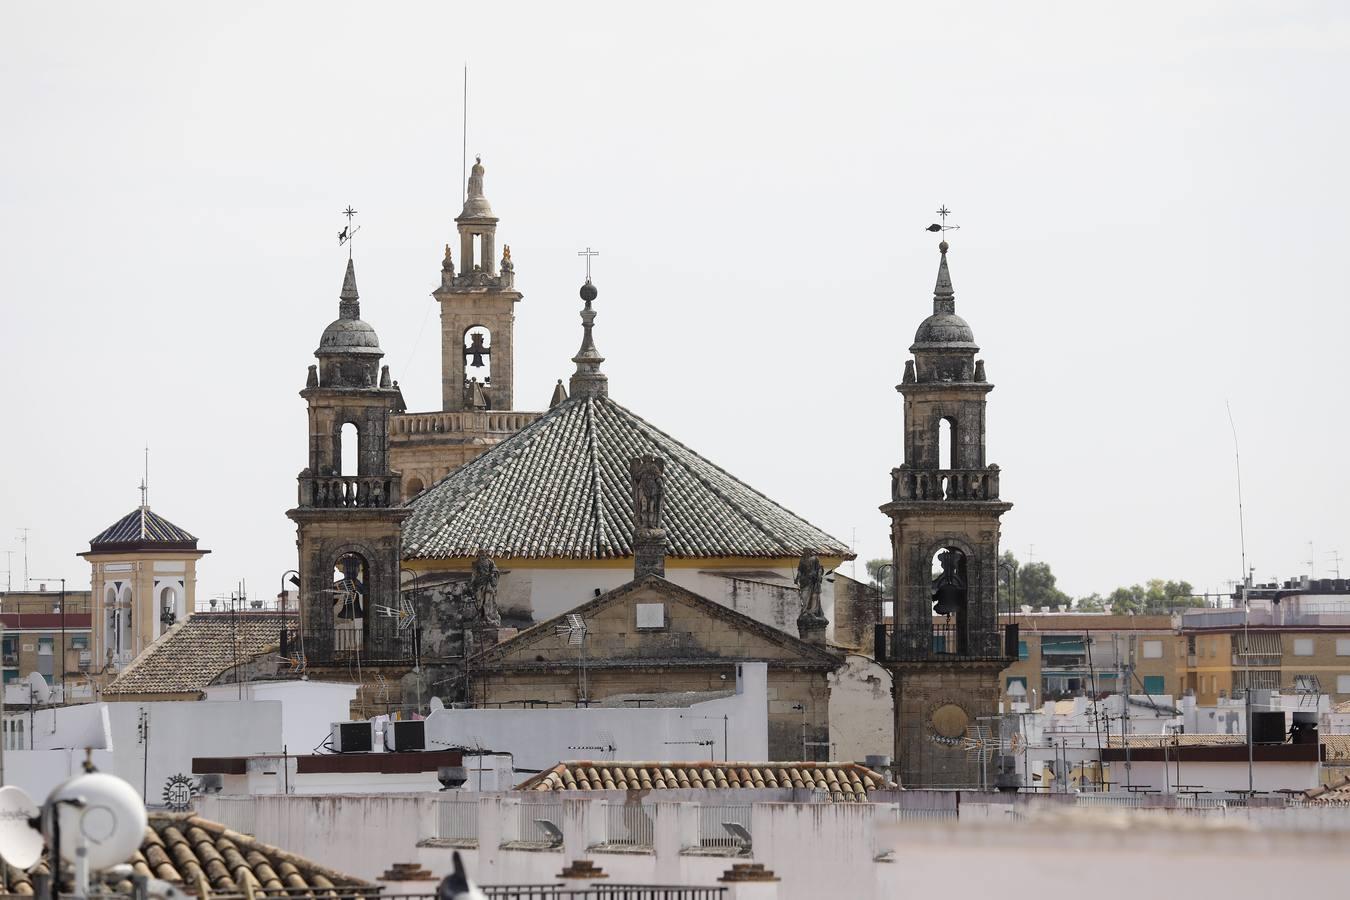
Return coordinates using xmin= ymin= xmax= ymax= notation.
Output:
xmin=927 ymin=699 xmax=972 ymax=741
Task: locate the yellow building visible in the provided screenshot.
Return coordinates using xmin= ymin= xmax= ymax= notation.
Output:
xmin=0 ymin=588 xmax=94 ymax=700
xmin=1000 ymin=614 xmax=1181 ymax=703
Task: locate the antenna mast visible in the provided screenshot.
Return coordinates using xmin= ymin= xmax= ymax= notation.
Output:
xmin=462 ymin=66 xmax=469 ymax=205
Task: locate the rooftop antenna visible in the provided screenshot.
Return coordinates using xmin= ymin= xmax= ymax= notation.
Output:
xmin=1328 ymin=551 xmax=1343 ymax=580
xmin=555 ymin=614 xmax=589 ymax=705
xmin=1225 ymin=399 xmax=1254 ymax=795
xmin=338 ymin=206 xmax=360 ymax=259
xmin=17 ymin=529 xmax=28 ymax=590
xmin=1307 ymin=541 xmax=1315 ymax=580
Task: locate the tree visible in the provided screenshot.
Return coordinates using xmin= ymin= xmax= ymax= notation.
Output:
xmin=997 ymin=551 xmax=1019 ymax=610
xmin=1107 ymin=579 xmax=1199 ymax=614
xmin=1076 ymin=593 xmax=1107 ymax=612
xmin=865 ymin=558 xmax=894 ymax=594
xmin=1018 ymin=561 xmax=1071 ymax=611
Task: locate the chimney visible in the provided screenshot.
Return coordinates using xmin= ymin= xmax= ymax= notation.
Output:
xmin=628 ymin=455 xmax=668 ymax=579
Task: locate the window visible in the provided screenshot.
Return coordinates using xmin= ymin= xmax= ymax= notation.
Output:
xmin=938 ymin=417 xmax=954 ymax=470
xmin=71 ymin=635 xmax=88 ymax=650
xmin=339 ymin=423 xmax=359 ymax=477
xmin=635 ymin=603 xmax=666 ymax=629
xmin=1142 ymin=640 xmax=1163 ymax=659
xmin=1142 ymin=675 xmax=1165 ymax=695
xmin=1338 ymin=675 xmax=1350 ymax=695
xmin=37 ymin=638 xmax=53 ymax=656
xmin=1006 ymin=676 xmax=1028 ymax=692
xmin=1293 ymin=638 xmax=1314 ymax=657
xmin=1018 ymin=640 xmax=1029 ymax=661
xmin=2 ymin=671 xmax=18 ymax=684
xmin=1338 ymin=639 xmax=1350 ymax=657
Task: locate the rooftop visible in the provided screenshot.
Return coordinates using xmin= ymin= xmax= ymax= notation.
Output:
xmin=517 ymin=761 xmax=892 ymax=800
xmin=86 ymin=506 xmax=202 ymax=554
xmin=103 ymin=612 xmax=295 ymax=697
xmin=404 ymin=394 xmax=852 ymax=562
xmin=0 ymin=813 xmax=373 ymax=896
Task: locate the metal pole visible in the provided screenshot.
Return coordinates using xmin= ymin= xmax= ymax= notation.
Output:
xmin=59 ymin=579 xmax=66 ymax=704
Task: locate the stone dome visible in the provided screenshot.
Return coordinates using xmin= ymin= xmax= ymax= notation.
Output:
xmin=912 ymin=312 xmax=978 ymax=349
xmin=317 ymin=316 xmax=383 ymax=356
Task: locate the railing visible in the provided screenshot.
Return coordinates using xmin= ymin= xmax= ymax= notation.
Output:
xmin=881 ymin=622 xmax=1012 ymax=662
xmin=891 ymin=467 xmax=1001 ymax=502
xmin=894 ymin=807 xmax=958 ymax=822
xmin=390 ymin=410 xmax=540 ymax=437
xmin=299 ymin=474 xmax=401 ymax=509
xmin=605 ymin=802 xmax=655 ymax=847
xmin=517 ymin=799 xmax=565 ymax=844
xmin=696 ymin=804 xmax=752 ymax=849
xmin=437 ymin=797 xmax=479 ymax=842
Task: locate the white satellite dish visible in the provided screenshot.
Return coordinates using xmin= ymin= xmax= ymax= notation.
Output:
xmin=429 ymin=696 xmax=445 ymax=712
xmin=26 ymin=672 xmax=50 ymax=705
xmin=47 ymin=772 xmax=147 ymax=869
xmin=0 ymin=785 xmax=43 ymax=869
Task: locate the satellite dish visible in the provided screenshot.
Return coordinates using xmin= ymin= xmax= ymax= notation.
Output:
xmin=47 ymin=772 xmax=147 ymax=869
xmin=0 ymin=786 xmax=43 ymax=869
xmin=26 ymin=672 xmax=50 ymax=705
xmin=429 ymin=696 xmax=445 ymax=712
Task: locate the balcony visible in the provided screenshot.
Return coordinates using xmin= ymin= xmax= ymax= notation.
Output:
xmin=877 ymin=621 xmax=1015 ymax=663
xmin=299 ymin=474 xmax=401 ymax=509
xmin=890 ymin=467 xmax=1001 ymax=503
xmin=389 ymin=410 xmax=539 ymax=439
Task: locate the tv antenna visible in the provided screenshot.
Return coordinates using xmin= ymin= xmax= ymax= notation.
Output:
xmin=372 ymin=597 xmax=418 ymax=631
xmin=555 ymin=614 xmax=589 ymax=705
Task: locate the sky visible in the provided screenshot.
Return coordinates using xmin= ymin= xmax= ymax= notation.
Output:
xmin=2 ymin=2 xmax=1347 ymax=604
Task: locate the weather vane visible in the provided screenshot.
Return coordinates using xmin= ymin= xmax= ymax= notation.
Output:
xmin=577 ymin=246 xmax=599 ymax=283
xmin=338 ymin=206 xmax=360 ymax=258
xmin=925 ymin=205 xmax=960 ymax=236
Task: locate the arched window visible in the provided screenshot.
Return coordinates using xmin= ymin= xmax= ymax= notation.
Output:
xmin=340 ymin=423 xmax=359 ymax=477
xmin=332 ymin=553 xmax=368 ymax=652
xmin=938 ymin=417 xmax=954 ymax=470
xmin=405 ymin=477 xmax=424 ymax=501
xmin=159 ymin=585 xmax=178 ymax=627
xmin=464 ymin=326 xmax=493 ymax=383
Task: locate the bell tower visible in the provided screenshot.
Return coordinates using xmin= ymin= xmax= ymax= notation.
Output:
xmin=287 ymin=259 xmax=411 ymax=664
xmin=436 ymin=157 xmax=522 ymax=412
xmin=876 ymin=233 xmax=1016 ymax=789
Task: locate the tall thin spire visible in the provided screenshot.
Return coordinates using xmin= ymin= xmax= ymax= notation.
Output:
xmin=140 ymin=445 xmax=149 ymax=509
xmin=569 ymin=280 xmax=608 ymax=399
xmin=933 ymin=241 xmax=955 ymax=315
xmin=339 ymin=258 xmax=360 ymax=320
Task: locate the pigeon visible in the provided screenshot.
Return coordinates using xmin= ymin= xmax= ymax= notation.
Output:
xmin=437 ymin=851 xmax=486 ymax=900
xmin=925 ymin=224 xmax=943 ymax=232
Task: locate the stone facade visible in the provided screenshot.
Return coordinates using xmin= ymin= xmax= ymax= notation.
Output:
xmin=470 ymin=575 xmax=838 ymax=760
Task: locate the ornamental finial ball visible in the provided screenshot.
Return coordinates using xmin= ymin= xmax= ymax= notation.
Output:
xmin=939 ymin=240 xmax=949 ymax=253
xmin=580 ymin=281 xmax=598 ymax=302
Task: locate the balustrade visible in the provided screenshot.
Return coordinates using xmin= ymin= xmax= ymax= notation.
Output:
xmin=300 ymin=474 xmax=401 ymax=509
xmin=390 ymin=410 xmax=539 ymax=437
xmin=891 ymin=467 xmax=1000 ymax=502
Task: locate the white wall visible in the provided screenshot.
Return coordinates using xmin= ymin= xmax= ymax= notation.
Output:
xmin=1121 ymin=759 xmax=1319 ymax=794
xmin=425 ymin=663 xmax=769 ymax=771
xmin=2 ymin=748 xmax=116 ymax=799
xmin=827 ymin=654 xmax=892 ymax=762
xmin=202 ymin=681 xmax=358 ymax=755
xmin=494 ymin=566 xmax=834 ymax=639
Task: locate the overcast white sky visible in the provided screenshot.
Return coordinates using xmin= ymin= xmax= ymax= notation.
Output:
xmin=2 ymin=2 xmax=1347 ymax=604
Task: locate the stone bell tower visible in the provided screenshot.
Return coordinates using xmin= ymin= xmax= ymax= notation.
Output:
xmin=436 ymin=156 xmax=522 ymax=412
xmin=876 ymin=236 xmax=1016 ymax=789
xmin=288 ymin=259 xmax=411 ymax=664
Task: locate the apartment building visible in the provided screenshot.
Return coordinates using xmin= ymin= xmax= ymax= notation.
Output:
xmin=0 ymin=587 xmax=95 ymax=701
xmin=1001 ymin=613 xmax=1180 ymax=703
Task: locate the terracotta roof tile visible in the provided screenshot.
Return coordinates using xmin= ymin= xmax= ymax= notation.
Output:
xmin=404 ymin=395 xmax=852 ymax=562
xmin=0 ymin=813 xmax=373 ymax=896
xmin=103 ymin=612 xmax=295 ymax=697
xmin=516 ymin=760 xmax=893 ymax=801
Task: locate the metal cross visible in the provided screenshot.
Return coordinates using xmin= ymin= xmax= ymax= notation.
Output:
xmin=339 ymin=206 xmax=361 ymax=258
xmin=577 ymin=246 xmax=600 ymax=283
xmin=925 ymin=206 xmax=960 ymax=235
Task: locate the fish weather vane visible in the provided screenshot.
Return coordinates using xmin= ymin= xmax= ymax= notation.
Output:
xmin=338 ymin=206 xmax=361 ymax=258
xmin=577 ymin=246 xmax=600 ymax=283
xmin=925 ymin=205 xmax=960 ymax=235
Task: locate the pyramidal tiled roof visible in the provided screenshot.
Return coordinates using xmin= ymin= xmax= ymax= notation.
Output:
xmin=403 ymin=394 xmax=852 ymax=561
xmin=88 ymin=506 xmax=199 ymax=551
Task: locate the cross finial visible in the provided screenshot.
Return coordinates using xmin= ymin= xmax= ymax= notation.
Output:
xmin=577 ymin=246 xmax=600 ymax=283
xmin=338 ymin=206 xmax=360 ymax=259
xmin=140 ymin=444 xmax=149 ymax=508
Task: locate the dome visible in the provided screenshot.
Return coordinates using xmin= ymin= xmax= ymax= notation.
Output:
xmin=317 ymin=316 xmax=383 ymax=356
xmin=912 ymin=312 xmax=978 ymax=350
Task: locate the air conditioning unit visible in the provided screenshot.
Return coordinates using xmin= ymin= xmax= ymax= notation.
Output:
xmin=78 ymin=651 xmax=92 ymax=670
xmin=331 ymin=721 xmax=375 ymax=753
xmin=384 ymin=720 xmax=426 ymax=751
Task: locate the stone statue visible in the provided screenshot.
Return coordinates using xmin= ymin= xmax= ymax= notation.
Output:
xmin=469 ymin=552 xmax=502 ymax=626
xmin=795 ymin=551 xmax=825 ymax=618
xmin=629 ymin=455 xmax=665 ymax=533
